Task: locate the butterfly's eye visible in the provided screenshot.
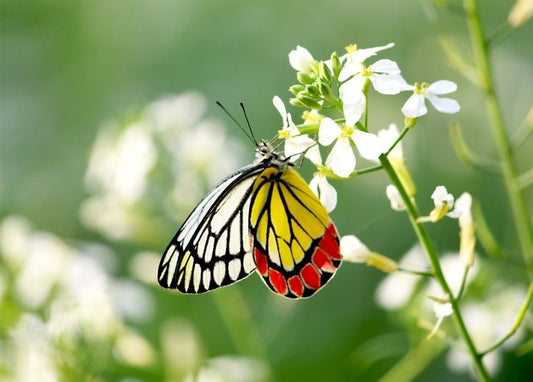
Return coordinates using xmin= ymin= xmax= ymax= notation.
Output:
xmin=258 ymin=144 xmax=269 ymax=155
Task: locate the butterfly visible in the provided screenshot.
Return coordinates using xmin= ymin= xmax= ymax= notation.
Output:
xmin=158 ymin=128 xmax=342 ymax=298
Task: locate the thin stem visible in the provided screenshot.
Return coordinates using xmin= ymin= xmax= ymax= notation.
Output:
xmin=463 ymin=0 xmax=533 ymax=278
xmin=480 ymin=281 xmax=533 ymax=356
xmin=380 ymin=154 xmax=492 ymax=381
xmin=385 ymin=126 xmax=410 ymax=156
xmin=397 ymin=267 xmax=434 ymax=277
xmin=455 ymin=266 xmax=470 ymax=301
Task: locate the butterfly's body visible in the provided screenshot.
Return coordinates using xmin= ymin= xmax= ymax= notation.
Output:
xmin=158 ymin=141 xmax=341 ymax=298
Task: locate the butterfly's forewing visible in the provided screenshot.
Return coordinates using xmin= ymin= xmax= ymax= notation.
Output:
xmin=250 ymin=166 xmax=342 ymax=298
xmin=158 ymin=163 xmax=265 ymax=294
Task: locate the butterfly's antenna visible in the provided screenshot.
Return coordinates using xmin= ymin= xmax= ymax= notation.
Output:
xmin=216 ymin=101 xmax=255 ymax=144
xmin=239 ymin=103 xmax=258 ymax=145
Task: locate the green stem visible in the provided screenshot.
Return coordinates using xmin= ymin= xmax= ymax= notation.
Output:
xmin=463 ymin=0 xmax=533 ymax=278
xmin=380 ymin=154 xmax=492 ymax=381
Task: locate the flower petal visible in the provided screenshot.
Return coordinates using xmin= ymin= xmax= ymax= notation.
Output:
xmin=426 ymin=94 xmax=461 ymax=114
xmin=289 ymin=46 xmax=314 ymax=73
xmin=318 ymin=118 xmax=341 ymax=146
xmin=272 ymin=96 xmax=286 ymax=120
xmin=326 ymin=138 xmax=355 ymax=178
xmin=340 ymin=235 xmax=370 ymax=262
xmin=428 ymin=80 xmax=457 ymax=95
xmin=371 ymin=59 xmax=401 ymax=75
xmin=401 ymin=93 xmax=427 ymax=118
xmin=370 ymin=73 xmax=405 ymax=95
xmin=310 ymin=175 xmax=337 ymax=212
xmin=386 ymin=184 xmax=406 ymax=211
xmin=353 ymin=130 xmax=383 ymax=160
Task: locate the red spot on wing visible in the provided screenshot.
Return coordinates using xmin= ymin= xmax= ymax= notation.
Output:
xmin=288 ymin=276 xmax=304 ymax=297
xmin=320 ymin=223 xmax=342 ymax=260
xmin=268 ymin=268 xmax=288 ymax=295
xmin=312 ymin=248 xmax=337 ymax=273
xmin=254 ymin=248 xmax=268 ymax=276
xmin=300 ymin=264 xmax=321 ymax=290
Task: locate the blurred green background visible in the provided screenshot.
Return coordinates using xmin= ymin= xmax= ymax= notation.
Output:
xmin=1 ymin=0 xmax=532 ymax=381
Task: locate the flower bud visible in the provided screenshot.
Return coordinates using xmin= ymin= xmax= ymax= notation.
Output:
xmin=318 ymin=61 xmax=332 ymax=85
xmin=296 ymin=94 xmax=322 ymax=110
xmin=330 ymin=51 xmax=342 ymax=79
xmin=289 ymin=84 xmax=305 ymax=95
xmin=305 ymin=84 xmax=320 ymax=97
xmin=297 ymin=71 xmax=314 ymax=85
xmin=404 ymin=116 xmax=418 ymax=128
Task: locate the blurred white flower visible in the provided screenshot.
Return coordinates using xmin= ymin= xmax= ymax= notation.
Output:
xmin=186 ymin=356 xmax=271 ymax=382
xmin=401 ymin=80 xmax=460 ymax=118
xmin=114 ymin=329 xmax=156 ymax=367
xmin=446 ymin=286 xmax=528 ymax=377
xmin=375 ymin=245 xmax=427 ymax=310
xmin=9 ymin=314 xmax=58 ymax=382
xmin=386 ymin=184 xmax=406 ymax=211
xmin=85 ymin=121 xmax=157 ymax=203
xmin=81 ymin=92 xmax=247 ymax=242
xmin=161 ymin=319 xmax=203 ymax=379
xmin=455 ymin=192 xmax=475 ymax=267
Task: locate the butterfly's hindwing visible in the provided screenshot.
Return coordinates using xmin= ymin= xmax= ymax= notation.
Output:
xmin=158 ymin=163 xmax=265 ymax=294
xmin=250 ymin=166 xmax=341 ymax=298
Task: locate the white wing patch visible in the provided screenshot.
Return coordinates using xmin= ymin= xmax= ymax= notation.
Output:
xmin=158 ymin=164 xmax=264 ymax=293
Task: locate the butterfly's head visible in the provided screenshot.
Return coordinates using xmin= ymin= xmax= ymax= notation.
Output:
xmin=255 ymin=140 xmax=293 ymax=168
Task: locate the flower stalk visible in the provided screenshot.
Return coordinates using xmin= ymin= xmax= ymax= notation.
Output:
xmin=379 ymin=153 xmax=492 ymax=381
xmin=463 ymin=0 xmax=533 ymax=278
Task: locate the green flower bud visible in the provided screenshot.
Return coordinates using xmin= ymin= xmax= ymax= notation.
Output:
xmin=330 ymin=51 xmax=342 ymax=79
xmin=296 ymin=93 xmax=322 ymax=110
xmin=289 ymin=84 xmax=305 ymax=95
xmin=318 ymin=62 xmax=332 ymax=85
xmin=305 ymin=84 xmax=320 ymax=97
xmin=297 ymin=71 xmax=314 ymax=85
xmin=404 ymin=116 xmax=418 ymax=128
xmin=289 ymin=97 xmax=306 ymax=108
xmin=318 ymin=81 xmax=335 ymax=103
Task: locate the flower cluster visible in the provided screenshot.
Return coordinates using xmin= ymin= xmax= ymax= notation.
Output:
xmin=81 ymin=92 xmax=247 ymax=243
xmin=275 ymin=43 xmax=460 ymax=212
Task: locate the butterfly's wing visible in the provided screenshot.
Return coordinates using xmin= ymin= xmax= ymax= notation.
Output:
xmin=250 ymin=166 xmax=342 ymax=298
xmin=158 ymin=164 xmax=265 ymax=294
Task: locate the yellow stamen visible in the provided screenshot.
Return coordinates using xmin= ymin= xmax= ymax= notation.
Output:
xmin=278 ymin=129 xmax=290 ymax=139
xmin=345 ymin=44 xmax=358 ymax=62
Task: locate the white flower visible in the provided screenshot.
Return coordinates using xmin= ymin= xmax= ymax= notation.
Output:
xmin=289 ymin=45 xmax=315 ymax=74
xmin=401 ymin=80 xmax=460 ymax=118
xmin=340 ymin=59 xmax=406 ymax=96
xmin=386 ymin=184 xmax=406 ymax=211
xmin=426 ymin=185 xmax=457 ymax=222
xmin=273 ymin=96 xmax=320 ymax=162
xmin=318 ymin=118 xmax=382 ymax=178
xmin=340 ymin=235 xmax=398 ymax=273
xmin=307 ymin=154 xmax=337 ymax=213
xmin=340 ymin=235 xmax=372 ymax=263
xmin=337 ymin=42 xmax=396 ymax=81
